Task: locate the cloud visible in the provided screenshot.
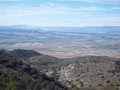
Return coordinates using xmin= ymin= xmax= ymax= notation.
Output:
xmin=77 ymin=6 xmax=106 ymax=11
xmin=38 ymin=3 xmax=120 ymax=12
xmin=111 ymin=7 xmax=120 ymax=10
xmin=0 ymin=0 xmax=18 ymax=2
xmin=0 ymin=2 xmax=119 ymax=16
xmin=34 ymin=3 xmax=120 ymax=15
xmin=65 ymin=0 xmax=120 ymax=4
xmin=0 ymin=2 xmax=120 ymax=26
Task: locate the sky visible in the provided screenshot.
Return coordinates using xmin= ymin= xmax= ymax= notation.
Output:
xmin=0 ymin=0 xmax=120 ymax=26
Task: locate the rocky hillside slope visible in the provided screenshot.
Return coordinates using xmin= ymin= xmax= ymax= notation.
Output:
xmin=58 ymin=60 xmax=120 ymax=90
xmin=6 ymin=49 xmax=120 ymax=90
xmin=0 ymin=51 xmax=66 ymax=90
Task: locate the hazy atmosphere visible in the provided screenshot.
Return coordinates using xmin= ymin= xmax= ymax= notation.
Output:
xmin=0 ymin=0 xmax=120 ymax=26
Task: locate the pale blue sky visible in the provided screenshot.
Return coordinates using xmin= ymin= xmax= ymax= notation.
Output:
xmin=0 ymin=0 xmax=120 ymax=26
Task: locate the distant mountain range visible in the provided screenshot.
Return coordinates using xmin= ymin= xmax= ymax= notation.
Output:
xmin=0 ymin=25 xmax=120 ymax=32
xmin=41 ymin=26 xmax=120 ymax=33
xmin=0 ymin=25 xmax=41 ymax=30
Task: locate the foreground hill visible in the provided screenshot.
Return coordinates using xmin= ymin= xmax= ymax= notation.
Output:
xmin=8 ymin=49 xmax=62 ymax=70
xmin=9 ymin=49 xmax=41 ymax=58
xmin=58 ymin=60 xmax=120 ymax=90
xmin=5 ymin=49 xmax=120 ymax=90
xmin=0 ymin=51 xmax=66 ymax=90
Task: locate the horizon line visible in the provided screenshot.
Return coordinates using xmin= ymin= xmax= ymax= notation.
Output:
xmin=0 ymin=24 xmax=120 ymax=28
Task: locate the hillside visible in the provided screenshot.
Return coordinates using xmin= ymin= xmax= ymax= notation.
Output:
xmin=9 ymin=49 xmax=41 ymax=58
xmin=8 ymin=49 xmax=62 ymax=70
xmin=1 ymin=49 xmax=120 ymax=90
xmin=0 ymin=51 xmax=66 ymax=90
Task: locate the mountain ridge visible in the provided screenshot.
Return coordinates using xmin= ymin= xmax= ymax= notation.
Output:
xmin=0 ymin=50 xmax=67 ymax=90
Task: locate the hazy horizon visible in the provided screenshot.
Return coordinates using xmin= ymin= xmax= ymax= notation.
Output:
xmin=0 ymin=24 xmax=120 ymax=27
